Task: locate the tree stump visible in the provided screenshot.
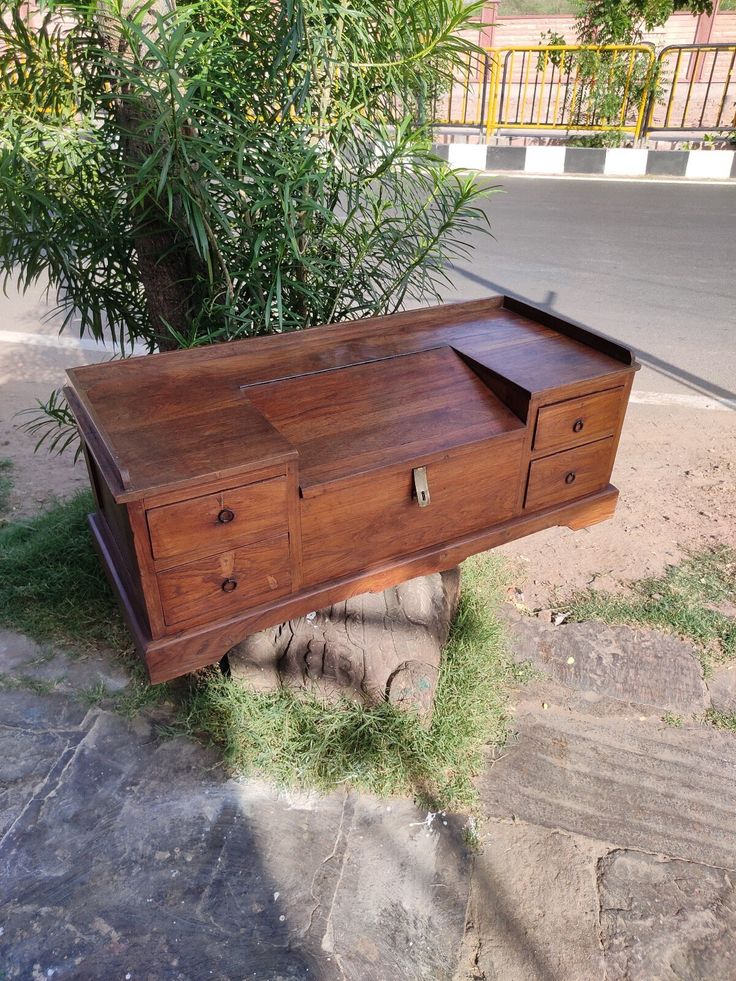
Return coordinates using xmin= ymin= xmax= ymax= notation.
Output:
xmin=227 ymin=568 xmax=461 ymax=719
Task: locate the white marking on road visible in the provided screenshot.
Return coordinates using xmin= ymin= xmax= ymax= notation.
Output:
xmin=630 ymin=391 xmax=736 ymax=411
xmin=0 ymin=329 xmax=147 ymax=356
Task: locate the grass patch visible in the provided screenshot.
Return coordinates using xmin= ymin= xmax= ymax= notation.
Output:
xmin=564 ymin=546 xmax=736 ymax=673
xmin=179 ymin=553 xmax=515 ymax=810
xmin=0 ymin=490 xmax=128 ymax=652
xmin=0 ymin=458 xmax=13 ymax=516
xmin=0 ymin=673 xmax=58 ymax=696
xmin=662 ymin=711 xmax=683 ymax=728
xmin=114 ymin=664 xmax=172 ymax=719
xmin=706 ymin=708 xmax=736 ymax=733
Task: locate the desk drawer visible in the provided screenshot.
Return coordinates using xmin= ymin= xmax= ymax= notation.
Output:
xmin=300 ymin=435 xmax=525 ymax=587
xmin=147 ymin=476 xmax=288 ymax=562
xmin=525 ymin=438 xmax=614 ymax=512
xmin=533 ymin=388 xmax=622 ymax=454
xmin=158 ymin=535 xmax=291 ymax=627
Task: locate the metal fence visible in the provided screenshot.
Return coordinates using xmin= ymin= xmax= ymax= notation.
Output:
xmin=489 ymin=45 xmax=655 ymax=138
xmin=643 ymin=43 xmax=736 ymax=135
xmin=431 ymin=42 xmax=736 ymax=140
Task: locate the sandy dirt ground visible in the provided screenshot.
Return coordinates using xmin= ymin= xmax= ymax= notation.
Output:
xmin=0 ymin=337 xmax=106 ymax=515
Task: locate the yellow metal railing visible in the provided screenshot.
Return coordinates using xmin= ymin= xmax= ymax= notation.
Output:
xmin=432 ymin=44 xmax=656 ymax=139
xmin=643 ymin=43 xmax=736 ymax=135
xmin=486 ymin=45 xmax=655 ymax=139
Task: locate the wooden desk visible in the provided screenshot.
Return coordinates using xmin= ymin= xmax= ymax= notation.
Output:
xmin=66 ymin=296 xmax=638 ymax=683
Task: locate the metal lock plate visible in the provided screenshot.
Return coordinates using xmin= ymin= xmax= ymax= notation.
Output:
xmin=413 ymin=466 xmax=431 ymax=507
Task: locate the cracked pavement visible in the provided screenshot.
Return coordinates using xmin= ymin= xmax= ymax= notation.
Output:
xmin=0 ymin=634 xmax=470 ymax=981
xmin=2 ymin=613 xmax=736 ymax=979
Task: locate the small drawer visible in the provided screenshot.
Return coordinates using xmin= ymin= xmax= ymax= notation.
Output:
xmin=525 ymin=438 xmax=614 ymax=512
xmin=533 ymin=388 xmax=623 ymax=454
xmin=147 ymin=476 xmax=288 ymax=562
xmin=157 ymin=535 xmax=291 ymax=627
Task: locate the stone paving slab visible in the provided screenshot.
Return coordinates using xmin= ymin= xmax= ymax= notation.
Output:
xmin=321 ymin=799 xmax=469 ymax=981
xmin=0 ymin=701 xmax=472 ymax=980
xmin=0 ymin=690 xmax=90 ymax=839
xmin=707 ymin=664 xmax=736 ymax=714
xmin=3 ymin=617 xmax=736 ymax=980
xmin=480 ymin=705 xmax=736 ymax=871
xmin=599 ymin=849 xmax=736 ymax=981
xmin=0 ymin=629 xmax=131 ymax=694
xmin=508 ymin=617 xmax=708 ymax=716
xmin=459 ymin=819 xmax=607 ymax=981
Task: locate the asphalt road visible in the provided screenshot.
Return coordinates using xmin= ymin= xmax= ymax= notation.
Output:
xmin=1 ymin=174 xmax=734 ymax=405
xmin=443 ymin=175 xmax=736 ymax=403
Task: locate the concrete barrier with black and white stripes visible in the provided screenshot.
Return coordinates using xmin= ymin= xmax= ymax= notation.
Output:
xmin=434 ymin=143 xmax=736 ymax=179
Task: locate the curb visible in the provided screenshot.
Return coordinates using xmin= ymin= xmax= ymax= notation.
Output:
xmin=434 ymin=144 xmax=736 ymax=180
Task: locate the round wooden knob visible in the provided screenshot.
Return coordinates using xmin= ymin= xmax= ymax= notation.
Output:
xmin=217 ymin=507 xmax=235 ymax=524
xmin=572 ymin=418 xmax=584 ymax=433
xmin=221 ymin=578 xmax=238 ymax=593
xmin=565 ymin=471 xmax=577 ymax=485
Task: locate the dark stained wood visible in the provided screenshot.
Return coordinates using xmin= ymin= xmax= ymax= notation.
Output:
xmin=525 ymin=437 xmax=615 ymax=512
xmin=454 ymin=349 xmax=531 ymax=423
xmin=533 ymin=387 xmax=624 ymax=455
xmin=157 ymin=535 xmax=291 ymax=628
xmin=126 ymin=498 xmax=167 ymax=639
xmin=147 ymin=475 xmax=288 ymax=564
xmin=135 ymin=486 xmax=621 ymax=684
xmin=68 ymin=296 xmax=638 ymax=683
xmin=503 ymin=295 xmax=636 ymax=366
xmin=67 ymin=296 xmax=637 ymax=504
xmin=246 ymin=347 xmax=525 ymax=495
xmin=285 ymin=460 xmax=304 ymax=594
xmin=300 ymin=434 xmax=525 ymax=586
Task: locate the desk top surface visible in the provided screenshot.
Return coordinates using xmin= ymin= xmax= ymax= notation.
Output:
xmin=66 ymin=296 xmax=637 ymax=502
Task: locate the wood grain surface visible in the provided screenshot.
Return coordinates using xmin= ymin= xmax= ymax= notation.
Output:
xmin=67 ymin=295 xmax=638 ymax=682
xmin=157 ymin=535 xmax=291 ymax=627
xmin=147 ymin=475 xmax=288 ymax=564
xmin=533 ymin=387 xmax=623 ymax=454
xmin=525 ymin=437 xmax=615 ymax=511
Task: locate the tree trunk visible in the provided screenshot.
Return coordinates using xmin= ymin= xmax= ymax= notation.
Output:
xmin=97 ymin=0 xmax=200 ymax=351
xmin=227 ymin=569 xmax=461 ymax=720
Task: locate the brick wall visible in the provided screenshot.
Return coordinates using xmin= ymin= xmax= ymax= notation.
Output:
xmin=491 ymin=11 xmax=736 ymax=49
xmin=713 ymin=12 xmax=736 ymax=41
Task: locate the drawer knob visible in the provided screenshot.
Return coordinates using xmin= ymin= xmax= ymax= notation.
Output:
xmin=217 ymin=507 xmax=235 ymax=524
xmin=565 ymin=471 xmax=577 ymax=485
xmin=572 ymin=418 xmax=585 ymax=433
xmin=221 ymin=577 xmax=238 ymax=593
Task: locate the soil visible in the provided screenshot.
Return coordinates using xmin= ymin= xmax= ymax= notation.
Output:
xmin=0 ymin=336 xmax=105 ymax=517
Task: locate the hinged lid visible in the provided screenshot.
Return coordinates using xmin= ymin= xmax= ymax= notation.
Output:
xmin=243 ymin=346 xmax=526 ymax=498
